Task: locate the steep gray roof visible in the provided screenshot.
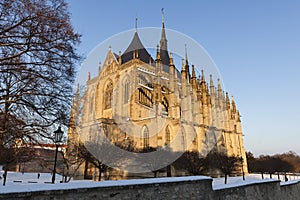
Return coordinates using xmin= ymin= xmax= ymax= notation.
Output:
xmin=121 ymin=32 xmax=154 ymax=64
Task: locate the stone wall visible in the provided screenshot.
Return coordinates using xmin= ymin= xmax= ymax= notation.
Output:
xmin=215 ymin=180 xmax=282 ymax=200
xmin=1 ymin=177 xmax=300 ymax=200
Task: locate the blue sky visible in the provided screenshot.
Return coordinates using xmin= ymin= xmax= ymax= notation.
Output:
xmin=67 ymin=0 xmax=300 ymax=156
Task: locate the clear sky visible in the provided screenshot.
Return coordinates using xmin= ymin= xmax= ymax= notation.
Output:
xmin=67 ymin=0 xmax=300 ymax=156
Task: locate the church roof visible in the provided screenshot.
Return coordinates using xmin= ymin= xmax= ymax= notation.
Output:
xmin=121 ymin=32 xmax=154 ymax=64
xmin=118 ymin=11 xmax=173 ymax=74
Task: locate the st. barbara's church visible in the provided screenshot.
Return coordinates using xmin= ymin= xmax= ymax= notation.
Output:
xmin=67 ymin=11 xmax=248 ymax=180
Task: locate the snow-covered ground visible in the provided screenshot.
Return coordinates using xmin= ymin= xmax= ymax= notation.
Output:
xmin=213 ymin=173 xmax=300 ymax=190
xmin=0 ymin=166 xmax=299 ymax=194
xmin=213 ymin=174 xmax=276 ymax=190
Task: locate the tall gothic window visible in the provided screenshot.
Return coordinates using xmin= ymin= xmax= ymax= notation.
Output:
xmin=165 ymin=126 xmax=171 ymax=145
xmin=138 ymin=88 xmax=153 ymax=107
xmin=142 ymin=125 xmax=149 ymax=149
xmin=124 ymin=80 xmax=130 ymax=103
xmin=104 ymin=81 xmax=113 ymax=109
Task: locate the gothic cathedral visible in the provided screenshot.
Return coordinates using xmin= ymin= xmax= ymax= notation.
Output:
xmin=67 ymin=12 xmax=248 ymax=179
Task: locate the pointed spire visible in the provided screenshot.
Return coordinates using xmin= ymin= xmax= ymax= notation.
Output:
xmin=210 ymin=74 xmax=214 ymax=87
xmin=87 ymin=72 xmax=90 ymax=81
xmin=191 ymin=65 xmax=197 ymax=89
xmin=156 ymin=44 xmax=161 ymax=61
xmin=181 ymin=58 xmax=185 ymax=71
xmin=184 ymin=44 xmax=190 ymax=81
xmin=169 ymin=52 xmax=175 ymax=90
xmin=217 ymin=78 xmax=222 ymax=91
xmin=169 ymin=52 xmax=174 ymax=66
xmin=225 ymin=92 xmax=230 ymax=110
xmin=201 ymin=69 xmax=205 ymax=82
xmin=237 ymin=111 xmax=241 ymax=122
xmin=160 ymin=8 xmax=169 ymax=68
xmin=181 ymin=58 xmax=186 ymax=79
xmin=210 ymin=74 xmax=215 ymax=94
xmin=217 ymin=78 xmax=223 ymax=99
xmin=185 ymin=44 xmax=188 ymax=65
xmin=192 ymin=65 xmax=196 ymax=78
xmin=231 ymin=96 xmax=236 ymax=113
xmin=160 ymin=8 xmax=167 ymax=51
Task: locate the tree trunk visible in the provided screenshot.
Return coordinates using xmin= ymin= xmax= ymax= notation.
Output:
xmin=224 ymin=174 xmax=228 ymax=184
xmin=3 ymin=169 xmax=7 ymax=186
xmin=84 ymin=161 xmax=89 ymax=179
xmin=167 ymin=165 xmax=171 ymax=177
xmin=284 ymin=173 xmax=288 ymax=182
xmin=269 ymin=173 xmax=272 ymax=179
xmin=154 ymin=171 xmax=158 ymax=178
xmin=98 ymin=167 xmax=102 ymax=181
xmin=261 ymin=172 xmax=264 ymax=179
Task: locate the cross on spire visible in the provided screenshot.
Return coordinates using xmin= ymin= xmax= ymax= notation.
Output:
xmin=162 ymin=8 xmax=165 ymax=23
xmin=135 ymin=17 xmax=138 ymax=32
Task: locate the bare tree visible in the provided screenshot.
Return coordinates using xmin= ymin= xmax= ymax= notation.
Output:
xmin=205 ymin=152 xmax=240 ymax=184
xmin=0 ymin=145 xmax=34 ymax=185
xmin=173 ymin=151 xmax=206 ymax=175
xmin=0 ymin=0 xmax=80 ymax=146
xmin=0 ymin=0 xmax=80 ymax=183
xmin=247 ymin=153 xmax=294 ymax=180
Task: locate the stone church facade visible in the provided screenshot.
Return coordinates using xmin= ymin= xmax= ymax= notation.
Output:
xmin=67 ymin=14 xmax=248 ymax=179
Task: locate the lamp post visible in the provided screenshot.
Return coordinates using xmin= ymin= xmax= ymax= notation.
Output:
xmin=52 ymin=126 xmax=63 ymax=184
xmin=240 ymin=156 xmax=245 ymax=181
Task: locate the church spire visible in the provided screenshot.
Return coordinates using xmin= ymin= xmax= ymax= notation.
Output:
xmin=169 ymin=51 xmax=174 ymax=66
xmin=192 ymin=64 xmax=196 ymax=78
xmin=226 ymin=92 xmax=230 ymax=110
xmin=201 ymin=69 xmax=205 ymax=82
xmin=160 ymin=8 xmax=170 ymax=68
xmin=181 ymin=58 xmax=186 ymax=79
xmin=231 ymin=96 xmax=236 ymax=113
xmin=217 ymin=78 xmax=223 ymax=99
xmin=185 ymin=44 xmax=188 ymax=65
xmin=156 ymin=44 xmax=161 ymax=61
xmin=210 ymin=74 xmax=215 ymax=94
xmin=191 ymin=65 xmax=197 ymax=89
xmin=160 ymin=8 xmax=167 ymax=50
xmin=184 ymin=44 xmax=190 ymax=81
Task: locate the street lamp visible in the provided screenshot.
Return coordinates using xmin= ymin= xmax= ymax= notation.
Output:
xmin=240 ymin=156 xmax=245 ymax=181
xmin=52 ymin=126 xmax=63 ymax=184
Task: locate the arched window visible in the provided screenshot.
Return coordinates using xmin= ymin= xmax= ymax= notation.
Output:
xmin=165 ymin=126 xmax=171 ymax=145
xmin=124 ymin=80 xmax=130 ymax=103
xmin=138 ymin=88 xmax=153 ymax=107
xmin=104 ymin=81 xmax=113 ymax=109
xmin=142 ymin=125 xmax=149 ymax=149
